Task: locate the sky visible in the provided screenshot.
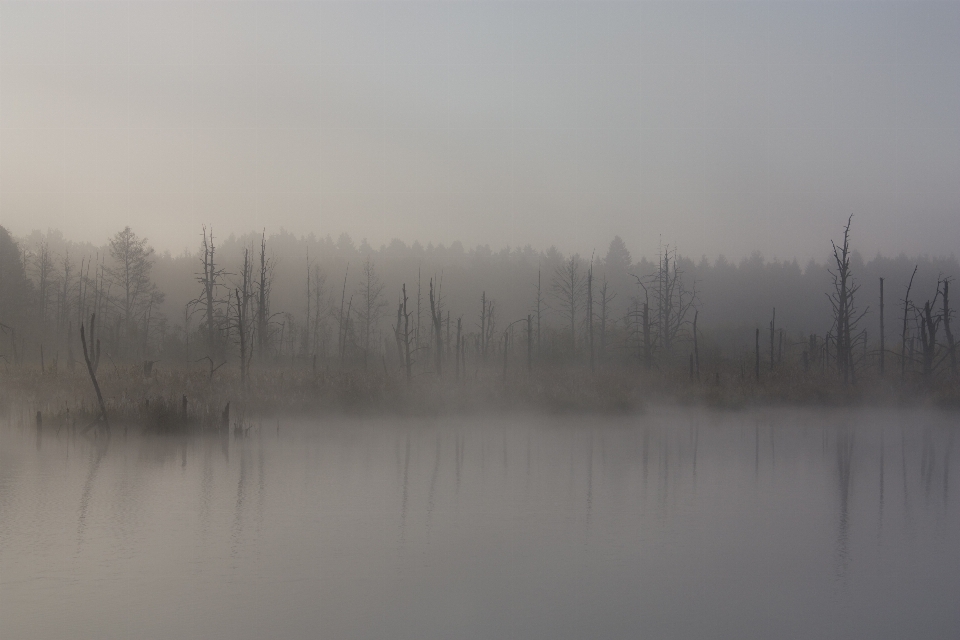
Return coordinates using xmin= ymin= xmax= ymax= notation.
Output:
xmin=1 ymin=0 xmax=958 ymax=262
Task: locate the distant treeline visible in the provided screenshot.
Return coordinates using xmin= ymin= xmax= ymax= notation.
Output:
xmin=1 ymin=223 xmax=956 ymax=384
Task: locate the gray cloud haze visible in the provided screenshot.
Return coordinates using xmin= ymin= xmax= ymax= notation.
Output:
xmin=1 ymin=0 xmax=958 ymax=261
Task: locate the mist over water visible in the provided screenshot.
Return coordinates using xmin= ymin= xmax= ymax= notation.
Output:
xmin=2 ymin=407 xmax=957 ymax=640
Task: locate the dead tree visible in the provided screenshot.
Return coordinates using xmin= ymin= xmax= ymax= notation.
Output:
xmin=429 ymin=277 xmax=443 ymax=377
xmin=827 ymin=216 xmax=867 ymax=385
xmin=631 ymin=275 xmax=653 ymax=368
xmin=195 ymin=226 xmax=226 ymax=359
xmin=335 ymin=263 xmax=349 ymax=366
xmin=598 ymin=275 xmax=614 ymax=366
xmin=311 ymin=264 xmax=329 ymax=361
xmin=552 ymin=255 xmax=585 ymax=357
xmin=652 ymin=245 xmax=697 ymax=358
xmin=392 ymin=285 xmax=413 ymax=381
xmin=943 ymin=279 xmax=956 ymax=375
xmin=693 ymin=310 xmax=700 ymax=381
xmin=235 ymin=288 xmax=247 ymax=386
xmin=901 ymin=265 xmax=917 ymax=381
xmin=255 ymin=232 xmax=274 ymax=362
xmin=535 ymin=266 xmax=543 ymax=355
xmin=479 ymin=292 xmax=496 ymax=363
xmin=80 ymin=314 xmax=108 ymax=433
xmin=304 ymin=249 xmax=311 ymax=356
xmin=755 ymin=328 xmax=760 ymax=381
xmin=455 ymin=317 xmax=462 ymax=381
xmin=357 ymin=258 xmax=386 ymax=370
xmin=587 ymin=261 xmax=594 ymax=371
xmin=918 ymin=298 xmax=940 ymax=378
xmin=527 ymin=314 xmax=533 ymax=372
xmin=769 ymin=308 xmax=775 ymax=371
xmin=879 ymin=277 xmax=885 ymax=376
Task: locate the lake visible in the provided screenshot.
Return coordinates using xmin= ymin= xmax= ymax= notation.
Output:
xmin=1 ymin=407 xmax=957 ymax=639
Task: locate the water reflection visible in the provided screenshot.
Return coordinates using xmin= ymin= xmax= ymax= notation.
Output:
xmin=1 ymin=408 xmax=958 ymax=640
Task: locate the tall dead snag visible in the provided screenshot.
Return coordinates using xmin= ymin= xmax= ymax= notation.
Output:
xmin=755 ymin=328 xmax=760 ymax=381
xmin=429 ymin=278 xmax=443 ymax=377
xmin=901 ymin=265 xmax=917 ymax=381
xmin=769 ymin=308 xmax=775 ymax=371
xmin=552 ymin=255 xmax=585 ymax=357
xmin=335 ymin=265 xmax=350 ymax=367
xmin=631 ymin=275 xmax=653 ymax=368
xmin=357 ymin=258 xmax=386 ymax=370
xmin=195 ymin=226 xmax=225 ymax=359
xmin=535 ymin=266 xmax=543 ymax=355
xmin=392 ymin=285 xmax=412 ymax=381
xmin=918 ymin=297 xmax=940 ymax=378
xmin=235 ymin=288 xmax=247 ymax=386
xmin=455 ymin=317 xmax=462 ymax=381
xmin=827 ymin=216 xmax=867 ymax=385
xmin=943 ymin=279 xmax=956 ymax=375
xmin=598 ymin=275 xmax=614 ymax=366
xmin=651 ymin=245 xmax=697 ymax=358
xmin=587 ymin=261 xmax=594 ymax=371
xmin=80 ymin=314 xmax=108 ymax=433
xmin=527 ymin=314 xmax=533 ymax=372
xmin=479 ymin=292 xmax=496 ymax=364
xmin=879 ymin=278 xmax=885 ymax=376
xmin=255 ymin=232 xmax=273 ymax=362
xmin=304 ymin=250 xmax=311 ymax=356
xmin=693 ymin=310 xmax=700 ymax=381
xmin=480 ymin=291 xmax=487 ymax=363
xmin=311 ymin=264 xmax=329 ymax=361
xmin=502 ymin=328 xmax=509 ymax=382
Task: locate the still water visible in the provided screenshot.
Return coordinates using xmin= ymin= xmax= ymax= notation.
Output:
xmin=1 ymin=407 xmax=957 ymax=639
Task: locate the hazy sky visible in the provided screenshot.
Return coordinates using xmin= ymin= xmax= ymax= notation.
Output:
xmin=1 ymin=1 xmax=958 ymax=261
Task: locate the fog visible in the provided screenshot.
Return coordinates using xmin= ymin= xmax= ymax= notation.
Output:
xmin=2 ymin=4 xmax=959 ymax=638
xmin=2 ymin=1 xmax=958 ymax=261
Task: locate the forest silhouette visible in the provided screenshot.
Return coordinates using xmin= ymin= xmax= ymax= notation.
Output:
xmin=1 ymin=223 xmax=957 ymax=430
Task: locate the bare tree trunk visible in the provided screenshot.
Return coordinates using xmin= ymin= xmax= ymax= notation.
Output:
xmin=769 ymin=307 xmax=775 ymax=371
xmin=429 ymin=278 xmax=442 ymax=377
xmin=879 ymin=277 xmax=885 ymax=376
xmin=755 ymin=327 xmax=760 ymax=381
xmin=455 ymin=317 xmax=462 ymax=381
xmin=587 ymin=263 xmax=594 ymax=372
xmin=944 ymin=279 xmax=956 ymax=375
xmin=338 ymin=265 xmax=349 ymax=366
xmin=403 ymin=285 xmax=411 ymax=381
xmin=693 ymin=310 xmax=700 ymax=381
xmin=901 ymin=265 xmax=917 ymax=381
xmin=480 ymin=291 xmax=487 ymax=363
xmin=235 ymin=288 xmax=246 ymax=387
xmin=257 ymin=232 xmax=270 ymax=362
xmin=502 ymin=330 xmax=508 ymax=383
xmin=642 ymin=301 xmax=652 ymax=369
xmin=80 ymin=314 xmax=108 ymax=433
xmin=527 ymin=314 xmax=532 ymax=372
xmin=536 ymin=268 xmax=542 ymax=355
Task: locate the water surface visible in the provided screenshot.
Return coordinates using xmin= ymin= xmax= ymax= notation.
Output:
xmin=1 ymin=407 xmax=957 ymax=639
